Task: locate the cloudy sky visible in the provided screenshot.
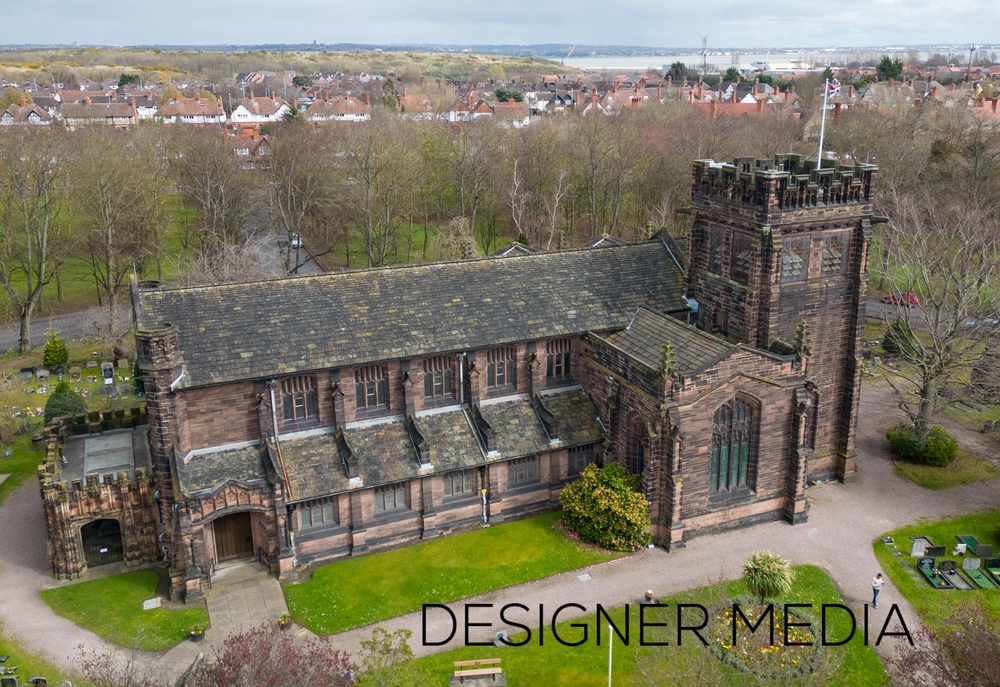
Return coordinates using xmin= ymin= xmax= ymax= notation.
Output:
xmin=9 ymin=0 xmax=999 ymax=48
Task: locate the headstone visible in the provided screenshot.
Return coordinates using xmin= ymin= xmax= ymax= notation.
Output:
xmin=55 ymin=365 xmax=65 ymax=377
xmin=18 ymin=368 xmax=32 ymax=381
xmin=873 ymin=356 xmax=882 ymax=366
xmin=117 ymin=358 xmax=129 ymax=369
xmin=27 ymin=678 xmax=46 ymax=687
xmin=976 ymin=545 xmax=993 ymax=558
xmin=101 ymin=362 xmax=114 ymax=382
xmin=85 ymin=361 xmax=98 ymax=369
xmin=910 ymin=539 xmax=926 ymax=557
xmin=892 ymin=552 xmax=902 ymax=557
xmin=880 ymin=536 xmax=895 ymax=545
xmin=36 ymin=368 xmax=50 ymax=382
xmin=116 ymin=383 xmax=131 ymax=396
xmin=69 ymin=367 xmax=81 ymax=380
xmin=142 ymin=597 xmax=161 ymax=610
xmin=939 ymin=560 xmax=956 ymax=573
xmin=927 ymin=545 xmax=946 ymax=558
xmin=962 ymin=557 xmax=981 ymax=570
xmin=0 ymin=676 xmax=17 ymax=687
xmin=985 ymin=420 xmax=995 ymax=433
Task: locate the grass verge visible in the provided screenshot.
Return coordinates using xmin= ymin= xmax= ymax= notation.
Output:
xmin=893 ymin=449 xmax=999 ymax=490
xmin=873 ymin=510 xmax=1000 ymax=634
xmin=367 ymin=565 xmax=886 ymax=686
xmin=284 ymin=512 xmax=619 ymax=635
xmin=39 ymin=570 xmax=209 ymax=651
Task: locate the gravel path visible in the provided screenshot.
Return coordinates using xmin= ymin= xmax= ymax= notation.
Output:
xmin=0 ymin=306 xmax=110 ymax=352
xmin=1 ymin=380 xmax=997 ymax=682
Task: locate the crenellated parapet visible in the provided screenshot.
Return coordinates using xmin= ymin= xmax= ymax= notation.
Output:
xmin=691 ymin=155 xmax=877 ymax=222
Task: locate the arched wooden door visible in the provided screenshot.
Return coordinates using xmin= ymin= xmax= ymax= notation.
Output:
xmin=213 ymin=512 xmax=253 ymax=561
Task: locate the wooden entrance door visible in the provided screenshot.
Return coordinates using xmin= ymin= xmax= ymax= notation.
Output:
xmin=214 ymin=512 xmax=253 ymax=561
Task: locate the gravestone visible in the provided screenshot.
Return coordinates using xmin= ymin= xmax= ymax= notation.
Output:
xmin=873 ymin=356 xmax=882 ymax=366
xmin=117 ymin=358 xmax=129 ymax=369
xmin=35 ymin=368 xmax=50 ymax=383
xmin=101 ymin=362 xmax=114 ymax=384
xmin=975 ymin=545 xmax=993 ymax=558
xmin=939 ymin=560 xmax=956 ymax=573
xmin=910 ymin=539 xmax=926 ymax=557
xmin=85 ymin=361 xmax=97 ymax=369
xmin=18 ymin=368 xmax=32 ymax=381
xmin=69 ymin=367 xmax=81 ymax=380
xmin=142 ymin=597 xmax=160 ymax=610
xmin=1 ymin=676 xmax=16 ymax=687
xmin=962 ymin=557 xmax=981 ymax=571
xmin=927 ymin=545 xmax=946 ymax=558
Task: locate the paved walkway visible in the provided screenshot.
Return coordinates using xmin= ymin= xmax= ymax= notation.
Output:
xmin=154 ymin=563 xmax=293 ymax=681
xmin=1 ymin=380 xmax=998 ymax=683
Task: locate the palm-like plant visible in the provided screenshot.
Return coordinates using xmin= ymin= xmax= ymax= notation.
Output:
xmin=742 ymin=551 xmax=794 ymax=604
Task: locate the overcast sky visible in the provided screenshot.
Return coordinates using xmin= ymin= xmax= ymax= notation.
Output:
xmin=9 ymin=0 xmax=1000 ymax=48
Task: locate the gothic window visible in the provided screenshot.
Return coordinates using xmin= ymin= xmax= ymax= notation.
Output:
xmin=781 ymin=235 xmax=811 ymax=282
xmin=508 ymin=456 xmax=538 ymax=485
xmin=423 ymin=356 xmax=453 ymax=399
xmin=301 ymin=499 xmax=336 ymax=529
xmin=821 ymin=232 xmax=849 ymax=276
xmin=708 ymin=225 xmax=725 ymax=274
xmin=282 ymin=376 xmax=317 ymax=423
xmin=443 ymin=469 xmax=475 ymax=497
xmin=627 ymin=417 xmax=647 ymax=476
xmin=710 ymin=397 xmax=755 ymax=492
xmin=355 ymin=365 xmax=388 ymax=410
xmin=374 ymin=483 xmax=407 ymax=512
xmin=546 ymin=339 xmax=572 ymax=380
xmin=486 ymin=347 xmax=516 ymax=389
xmin=730 ymin=231 xmax=753 ymax=283
xmin=569 ymin=444 xmax=596 ymax=476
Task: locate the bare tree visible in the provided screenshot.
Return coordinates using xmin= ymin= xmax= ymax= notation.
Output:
xmin=449 ymin=120 xmax=501 ymax=245
xmin=268 ymin=120 xmax=334 ymax=271
xmin=70 ymin=127 xmax=162 ymax=345
xmin=879 ymin=193 xmax=1000 ymax=438
xmin=173 ymin=233 xmax=286 ymax=286
xmin=171 ymin=126 xmax=258 ymax=255
xmin=0 ymin=128 xmax=67 ymax=352
xmin=342 ymin=111 xmax=415 ymax=267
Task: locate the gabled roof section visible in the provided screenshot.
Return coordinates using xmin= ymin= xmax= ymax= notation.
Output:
xmin=177 ymin=444 xmax=269 ymax=497
xmin=490 ymin=242 xmax=540 ymax=258
xmin=601 ymin=308 xmax=734 ymax=377
xmin=135 ymin=241 xmax=686 ymax=388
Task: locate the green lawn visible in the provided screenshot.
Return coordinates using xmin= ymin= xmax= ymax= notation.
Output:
xmin=0 ymin=435 xmax=44 ymax=506
xmin=39 ymin=571 xmax=209 ymax=651
xmin=893 ymin=449 xmax=999 ymax=490
xmin=284 ymin=512 xmax=619 ymax=635
xmin=0 ymin=620 xmax=77 ymax=686
xmin=372 ymin=565 xmax=886 ymax=687
xmin=874 ymin=510 xmax=1000 ymax=635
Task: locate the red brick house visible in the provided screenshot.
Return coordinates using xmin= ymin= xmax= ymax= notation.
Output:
xmin=39 ymin=155 xmax=875 ymax=600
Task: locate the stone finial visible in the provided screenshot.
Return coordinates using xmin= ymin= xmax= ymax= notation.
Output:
xmin=660 ymin=341 xmax=675 ymax=381
xmin=795 ymin=320 xmax=812 ymax=358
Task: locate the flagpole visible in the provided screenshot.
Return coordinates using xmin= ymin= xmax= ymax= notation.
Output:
xmin=607 ymin=623 xmax=613 ymax=687
xmin=817 ymin=78 xmax=829 ymax=170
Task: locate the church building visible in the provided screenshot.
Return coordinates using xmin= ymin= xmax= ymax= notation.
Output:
xmin=38 ymin=155 xmax=876 ymax=601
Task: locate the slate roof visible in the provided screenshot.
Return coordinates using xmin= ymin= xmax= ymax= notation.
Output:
xmin=412 ymin=409 xmax=483 ymax=471
xmin=601 ymin=308 xmax=734 ymax=376
xmin=537 ymin=388 xmax=605 ymax=448
xmin=277 ymin=432 xmax=351 ymax=503
xmin=177 ymin=444 xmax=268 ymax=497
xmin=135 ymin=241 xmax=685 ymax=388
xmin=476 ymin=397 xmax=551 ymax=459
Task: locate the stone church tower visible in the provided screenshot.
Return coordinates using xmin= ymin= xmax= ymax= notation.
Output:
xmin=684 ymin=155 xmax=877 ymax=481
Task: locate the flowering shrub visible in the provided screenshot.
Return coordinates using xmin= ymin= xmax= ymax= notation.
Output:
xmin=710 ymin=598 xmax=824 ymax=680
xmin=559 ymin=462 xmax=650 ymax=551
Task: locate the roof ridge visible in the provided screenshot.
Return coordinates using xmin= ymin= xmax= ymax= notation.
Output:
xmin=139 ymin=239 xmax=667 ymax=295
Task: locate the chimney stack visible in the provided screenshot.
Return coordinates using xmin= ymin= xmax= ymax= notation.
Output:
xmin=914 ymin=98 xmax=922 ymax=108
xmin=834 ymin=102 xmax=842 ymax=118
xmin=992 ymin=99 xmax=997 ymax=113
xmin=18 ymin=95 xmax=26 ymax=107
xmin=932 ymin=85 xmax=939 ymax=99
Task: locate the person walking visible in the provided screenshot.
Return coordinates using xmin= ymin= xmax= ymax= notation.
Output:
xmin=872 ymin=573 xmax=884 ymax=609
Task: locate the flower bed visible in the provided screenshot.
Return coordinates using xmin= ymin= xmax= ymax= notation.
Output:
xmin=709 ymin=598 xmax=825 ymax=680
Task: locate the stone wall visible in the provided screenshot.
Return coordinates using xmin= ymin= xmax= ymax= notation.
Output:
xmin=38 ymin=407 xmax=160 ymax=579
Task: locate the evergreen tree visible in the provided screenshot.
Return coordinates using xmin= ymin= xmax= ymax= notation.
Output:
xmin=41 ymin=328 xmax=69 ymax=368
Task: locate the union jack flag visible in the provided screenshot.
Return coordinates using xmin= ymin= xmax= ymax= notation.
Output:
xmin=828 ymin=78 xmax=841 ymax=96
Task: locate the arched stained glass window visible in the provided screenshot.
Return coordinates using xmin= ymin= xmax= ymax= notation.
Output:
xmin=710 ymin=397 xmax=755 ymax=491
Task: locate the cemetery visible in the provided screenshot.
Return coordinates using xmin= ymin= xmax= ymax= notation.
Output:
xmin=888 ymin=532 xmax=999 ymax=591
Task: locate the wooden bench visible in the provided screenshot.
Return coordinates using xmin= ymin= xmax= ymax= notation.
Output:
xmin=454 ymin=659 xmax=501 ymax=667
xmin=453 ymin=667 xmax=503 ymax=677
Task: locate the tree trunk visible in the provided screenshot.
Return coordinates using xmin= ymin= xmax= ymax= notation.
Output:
xmin=915 ymin=377 xmax=936 ymax=440
xmin=19 ymin=307 xmax=32 ymax=354
xmin=56 ymin=267 xmax=63 ymax=302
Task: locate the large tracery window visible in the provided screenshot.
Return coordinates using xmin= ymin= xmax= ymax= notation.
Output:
xmin=423 ymin=356 xmax=454 ymax=399
xmin=710 ymin=397 xmax=755 ymax=492
xmin=486 ymin=347 xmax=516 ymax=389
xmin=282 ymin=376 xmax=317 ymax=424
xmin=355 ymin=365 xmax=388 ymax=410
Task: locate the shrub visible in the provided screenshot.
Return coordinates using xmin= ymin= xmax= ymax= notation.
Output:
xmin=923 ymin=426 xmax=958 ymax=467
xmin=886 ymin=423 xmax=925 ymax=460
xmin=44 ymin=380 xmax=87 ymax=423
xmin=559 ymin=462 xmax=651 ymax=551
xmin=741 ymin=551 xmax=794 ymax=604
xmin=41 ymin=328 xmax=69 ymax=368
xmin=883 ymin=318 xmax=915 ymax=357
